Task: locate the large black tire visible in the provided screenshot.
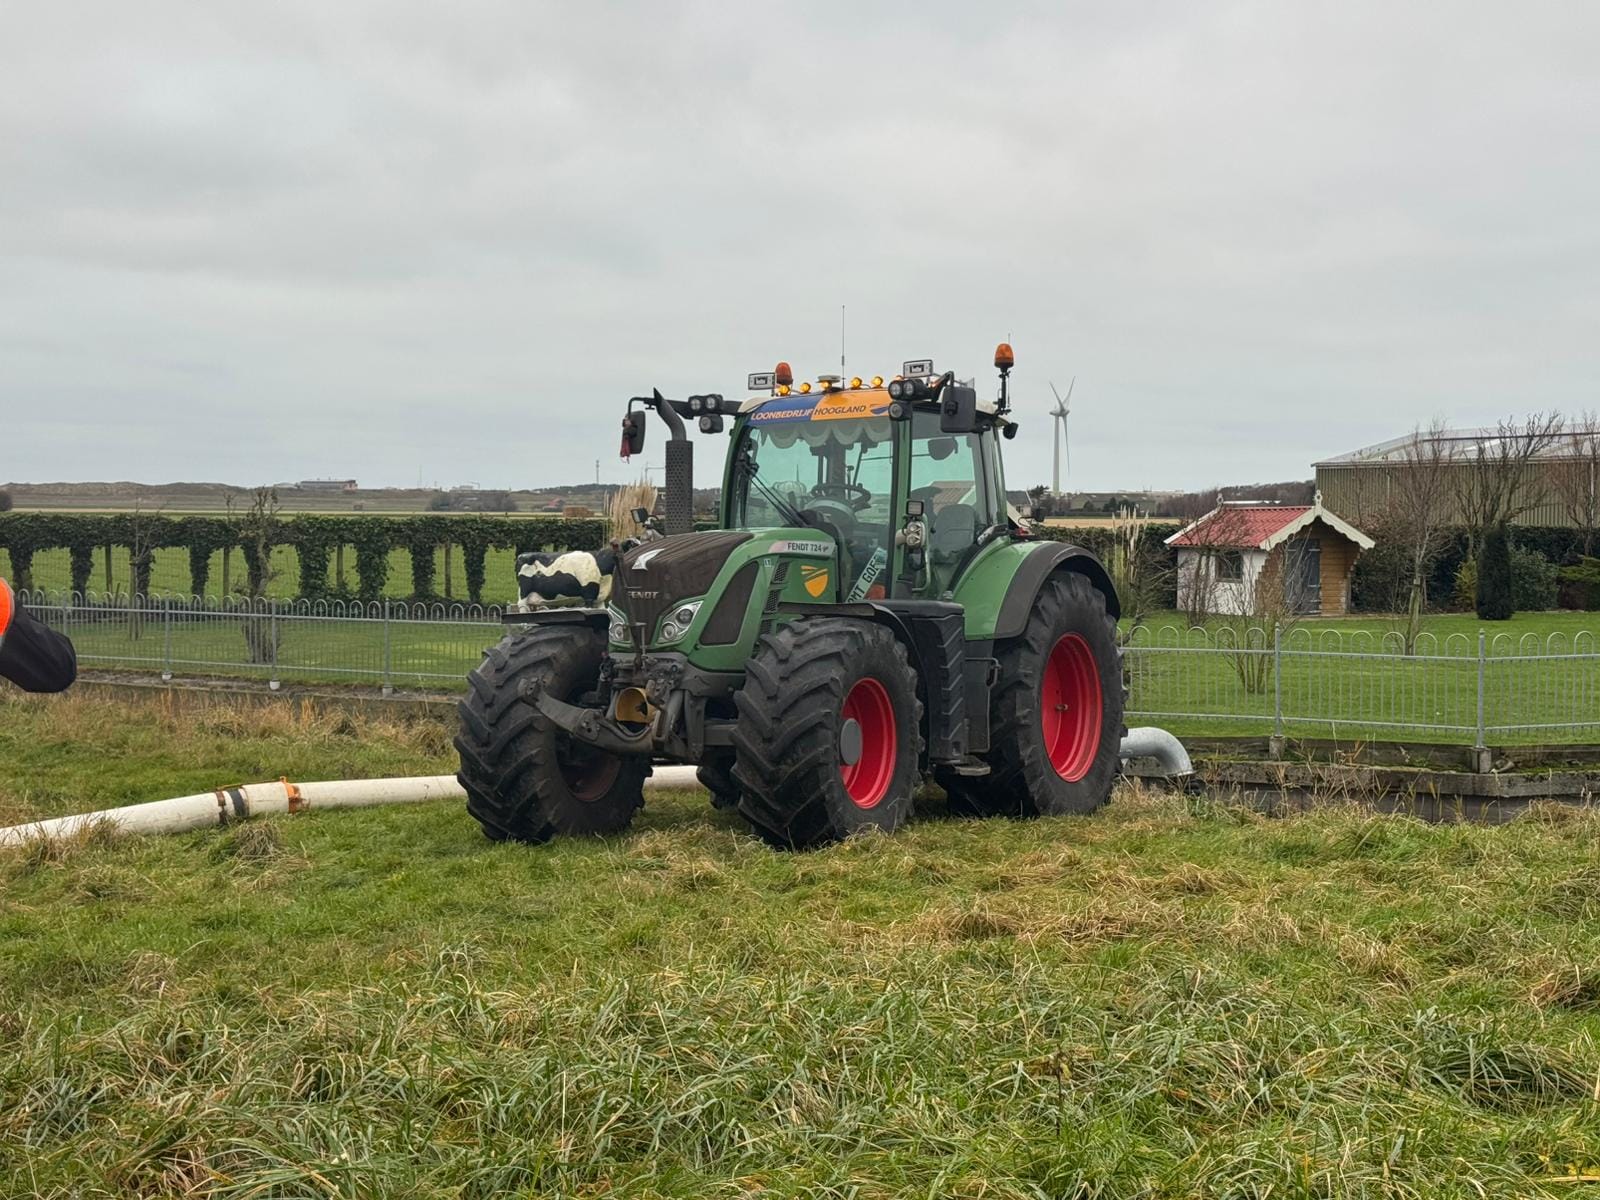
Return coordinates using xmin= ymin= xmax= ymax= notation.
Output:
xmin=456 ymin=627 xmax=648 ymax=843
xmin=732 ymin=619 xmax=923 ymax=849
xmin=939 ymin=572 xmax=1124 ymax=818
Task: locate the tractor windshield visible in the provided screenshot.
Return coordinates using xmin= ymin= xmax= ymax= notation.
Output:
xmin=730 ymin=412 xmax=895 ymax=594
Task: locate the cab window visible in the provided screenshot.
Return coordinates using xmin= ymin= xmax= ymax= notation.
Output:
xmin=909 ymin=411 xmax=993 ymax=593
xmin=730 ymin=414 xmax=896 ymax=597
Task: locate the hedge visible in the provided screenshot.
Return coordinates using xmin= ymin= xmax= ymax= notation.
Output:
xmin=0 ymin=514 xmax=607 ymax=603
xmin=1351 ymin=525 xmax=1590 ymax=615
xmin=0 ymin=512 xmax=1184 ymax=611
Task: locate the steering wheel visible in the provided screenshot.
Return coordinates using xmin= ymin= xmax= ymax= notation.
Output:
xmin=802 ymin=496 xmax=858 ymax=534
xmin=810 ymin=481 xmax=872 ymax=512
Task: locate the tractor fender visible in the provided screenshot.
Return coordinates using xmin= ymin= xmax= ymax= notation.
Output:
xmin=993 ymin=542 xmax=1119 ymax=640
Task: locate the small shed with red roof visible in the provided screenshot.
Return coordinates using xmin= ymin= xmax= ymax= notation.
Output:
xmin=1165 ymin=496 xmax=1374 ymax=616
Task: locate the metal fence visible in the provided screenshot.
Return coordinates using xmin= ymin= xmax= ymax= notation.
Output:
xmin=18 ymin=590 xmax=506 ymax=693
xmin=16 ymin=592 xmax=1600 ymax=745
xmin=1125 ymin=623 xmax=1600 ymax=745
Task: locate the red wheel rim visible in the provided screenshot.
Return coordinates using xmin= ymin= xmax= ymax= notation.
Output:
xmin=839 ymin=677 xmax=896 ymax=809
xmin=1041 ymin=633 xmax=1103 ymax=782
xmin=557 ymin=735 xmax=620 ymax=802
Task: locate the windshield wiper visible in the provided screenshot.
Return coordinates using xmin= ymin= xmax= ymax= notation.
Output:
xmin=739 ymin=457 xmax=808 ymax=529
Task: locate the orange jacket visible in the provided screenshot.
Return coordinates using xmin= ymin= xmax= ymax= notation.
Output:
xmin=0 ymin=578 xmax=77 ymax=692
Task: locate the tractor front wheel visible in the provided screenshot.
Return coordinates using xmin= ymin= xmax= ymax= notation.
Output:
xmin=456 ymin=627 xmax=648 ymax=843
xmin=732 ymin=618 xmax=922 ymax=849
xmin=939 ymin=571 xmax=1124 ymax=819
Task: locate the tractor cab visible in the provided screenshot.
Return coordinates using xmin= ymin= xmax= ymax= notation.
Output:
xmin=724 ymin=359 xmax=1018 ymax=606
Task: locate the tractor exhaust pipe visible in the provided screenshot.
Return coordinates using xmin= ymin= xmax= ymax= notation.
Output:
xmin=631 ymin=389 xmax=693 ymax=537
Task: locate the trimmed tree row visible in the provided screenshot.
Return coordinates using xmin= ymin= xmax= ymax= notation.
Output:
xmin=0 ymin=513 xmax=606 ymax=604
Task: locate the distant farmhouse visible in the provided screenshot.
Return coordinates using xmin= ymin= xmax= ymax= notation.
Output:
xmin=1316 ymin=428 xmax=1595 ymax=528
xmin=294 ymin=479 xmax=359 ymax=494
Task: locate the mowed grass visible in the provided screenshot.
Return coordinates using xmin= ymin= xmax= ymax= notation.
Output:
xmin=1127 ymin=609 xmax=1600 ymax=744
xmin=2 ymin=544 xmax=533 ymax=608
xmin=32 ymin=601 xmax=1600 ymax=744
xmin=52 ymin=608 xmax=500 ymax=690
xmin=5 ymin=694 xmax=1600 ymax=1195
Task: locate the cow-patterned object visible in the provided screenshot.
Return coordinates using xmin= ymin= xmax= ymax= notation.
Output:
xmin=514 ymin=543 xmax=636 ymax=612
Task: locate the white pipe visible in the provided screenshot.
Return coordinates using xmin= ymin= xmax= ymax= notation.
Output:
xmin=0 ymin=764 xmax=706 ymax=849
xmin=0 ymin=738 xmax=1197 ymax=850
xmin=1118 ymin=726 xmax=1194 ymax=777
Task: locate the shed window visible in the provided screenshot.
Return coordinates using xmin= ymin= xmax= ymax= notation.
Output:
xmin=1215 ymin=550 xmax=1244 ymax=581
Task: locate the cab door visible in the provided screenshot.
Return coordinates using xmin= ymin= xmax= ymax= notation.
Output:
xmin=905 ymin=411 xmax=999 ymax=600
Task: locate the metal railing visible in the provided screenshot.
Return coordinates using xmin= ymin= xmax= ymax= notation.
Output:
xmin=16 ymin=592 xmax=1600 ymax=745
xmin=1125 ymin=623 xmax=1600 ymax=745
xmin=17 ymin=590 xmax=506 ymax=694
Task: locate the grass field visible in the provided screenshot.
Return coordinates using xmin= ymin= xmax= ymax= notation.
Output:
xmin=1125 ymin=609 xmax=1600 ymax=744
xmin=1 ymin=544 xmax=535 ymax=608
xmin=5 ymin=691 xmax=1600 ymax=1196
xmin=31 ymin=602 xmax=1600 ymax=745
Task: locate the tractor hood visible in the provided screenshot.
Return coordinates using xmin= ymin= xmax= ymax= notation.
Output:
xmin=613 ymin=530 xmax=754 ymax=636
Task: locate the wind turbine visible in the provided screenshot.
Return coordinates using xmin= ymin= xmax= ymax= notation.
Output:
xmin=1048 ymin=378 xmax=1074 ymax=495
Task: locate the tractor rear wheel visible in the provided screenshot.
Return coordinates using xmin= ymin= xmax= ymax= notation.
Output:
xmin=456 ymin=627 xmax=648 ymax=843
xmin=732 ymin=618 xmax=922 ymax=849
xmin=939 ymin=572 xmax=1123 ymax=819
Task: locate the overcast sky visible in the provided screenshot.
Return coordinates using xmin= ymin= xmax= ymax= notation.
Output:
xmin=4 ymin=2 xmax=1599 ymax=493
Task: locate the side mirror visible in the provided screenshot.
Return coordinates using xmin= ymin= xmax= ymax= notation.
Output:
xmin=938 ymin=385 xmax=978 ymax=434
xmin=630 ymin=506 xmax=650 ymax=525
xmin=927 ymin=436 xmax=958 ymax=461
xmin=621 ymin=411 xmax=647 ymax=457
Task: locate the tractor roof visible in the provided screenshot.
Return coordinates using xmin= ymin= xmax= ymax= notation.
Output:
xmin=738 ymin=387 xmax=892 ymax=424
xmin=737 ymin=386 xmax=1000 ymax=424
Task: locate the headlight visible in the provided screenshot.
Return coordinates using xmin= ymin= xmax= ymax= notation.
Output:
xmin=608 ymin=606 xmax=628 ymax=644
xmin=656 ymin=599 xmax=703 ymax=643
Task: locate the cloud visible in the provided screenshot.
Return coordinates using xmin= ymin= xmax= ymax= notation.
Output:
xmin=3 ymin=1 xmax=1600 ymax=492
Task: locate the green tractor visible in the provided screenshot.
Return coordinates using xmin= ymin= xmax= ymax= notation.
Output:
xmin=456 ymin=344 xmax=1125 ymax=848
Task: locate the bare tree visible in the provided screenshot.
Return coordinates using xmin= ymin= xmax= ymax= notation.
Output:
xmin=125 ymin=499 xmax=165 ymax=641
xmin=1217 ymin=542 xmax=1303 ymax=694
xmin=227 ymin=487 xmax=285 ymax=598
xmin=1174 ymin=500 xmax=1252 ymax=626
xmin=226 ymin=488 xmax=285 ymax=664
xmin=1379 ymin=420 xmax=1456 ymax=654
xmin=1453 ymin=412 xmax=1565 ymax=550
xmin=1549 ymin=409 xmax=1600 ymax=557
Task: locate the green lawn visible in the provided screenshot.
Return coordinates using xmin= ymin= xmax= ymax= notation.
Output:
xmin=2 ymin=544 xmax=533 ymax=608
xmin=47 ymin=605 xmax=499 ymax=689
xmin=4 ymin=690 xmax=1600 ymax=1196
xmin=30 ymin=601 xmax=1600 ymax=745
xmin=1125 ymin=610 xmax=1600 ymax=745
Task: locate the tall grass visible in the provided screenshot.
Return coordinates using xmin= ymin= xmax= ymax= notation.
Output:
xmin=3 ymin=691 xmax=1600 ymax=1196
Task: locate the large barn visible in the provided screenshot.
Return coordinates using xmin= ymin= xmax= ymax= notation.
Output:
xmin=1315 ymin=427 xmax=1597 ymax=528
xmin=1166 ymin=498 xmax=1374 ymax=617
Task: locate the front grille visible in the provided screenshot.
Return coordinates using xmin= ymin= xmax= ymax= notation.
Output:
xmin=759 ymin=560 xmax=791 ymax=635
xmin=614 ymin=530 xmax=752 ymax=639
xmin=702 ymin=561 xmax=759 ymax=645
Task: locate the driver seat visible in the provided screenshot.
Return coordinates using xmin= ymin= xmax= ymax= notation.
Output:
xmin=930 ymin=503 xmax=978 ymax=563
